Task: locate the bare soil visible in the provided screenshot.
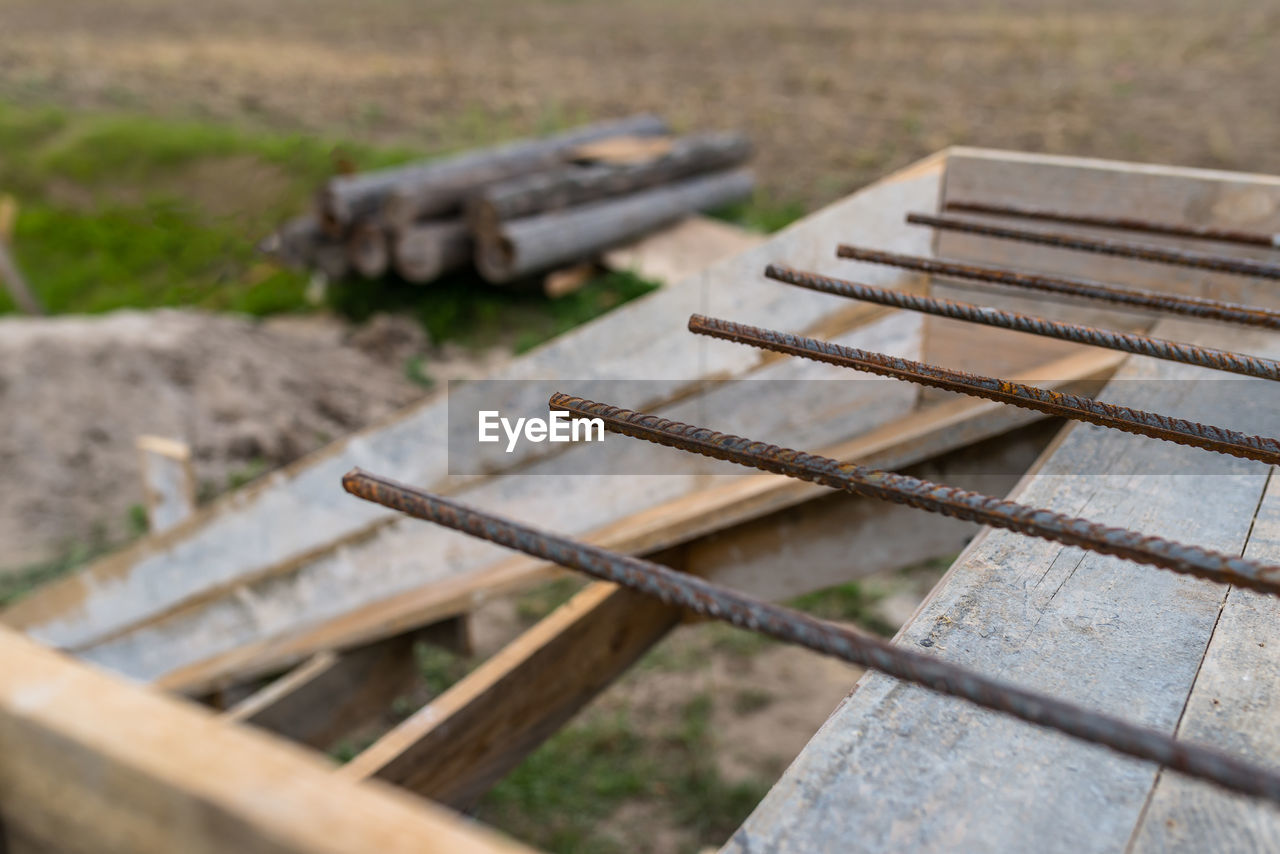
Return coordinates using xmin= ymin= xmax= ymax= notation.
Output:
xmin=2 ymin=0 xmax=1278 ymax=209
xmin=0 ymin=309 xmax=429 ymax=570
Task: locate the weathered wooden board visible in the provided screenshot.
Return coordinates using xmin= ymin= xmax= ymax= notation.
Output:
xmin=2 ymin=152 xmax=942 ymax=661
xmin=926 ymin=148 xmax=1280 ymax=323
xmin=1127 ymin=471 xmax=1280 ymax=852
xmin=0 ymin=624 xmax=532 ymax=854
xmin=726 ymin=319 xmax=1280 ymax=854
xmin=144 ymin=362 xmax=1103 ymax=696
xmin=84 ymin=308 xmax=925 ymax=691
xmin=602 ymin=215 xmax=766 ymax=286
xmin=342 ymin=421 xmax=1058 ymax=808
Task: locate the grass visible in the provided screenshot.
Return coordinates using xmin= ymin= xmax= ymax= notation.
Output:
xmin=0 ymin=102 xmax=415 ymax=317
xmin=477 ymin=694 xmax=771 ymax=854
xmin=0 ymin=101 xmax=669 ymax=353
xmin=513 ymin=576 xmax=585 ymax=625
xmin=0 ymin=543 xmax=110 ymax=608
xmin=789 ymin=579 xmax=897 ymax=637
xmin=0 ymin=502 xmax=151 ymax=607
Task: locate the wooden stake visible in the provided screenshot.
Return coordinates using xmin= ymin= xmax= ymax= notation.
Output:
xmin=0 ymin=196 xmax=43 ymax=316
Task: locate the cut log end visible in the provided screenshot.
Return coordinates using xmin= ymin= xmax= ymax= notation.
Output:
xmin=393 ymin=221 xmax=472 ymax=284
xmin=347 ymin=223 xmax=391 ymax=279
xmin=474 ymin=233 xmax=520 ymax=284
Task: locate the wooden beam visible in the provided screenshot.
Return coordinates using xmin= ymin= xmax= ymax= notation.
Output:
xmin=341 ymin=420 xmax=1058 ymax=807
xmin=0 ymin=625 xmax=533 ymax=854
xmin=338 ymin=581 xmax=684 ymax=807
xmin=224 ymin=616 xmax=471 ymax=750
xmin=0 ymin=195 xmax=42 ymax=316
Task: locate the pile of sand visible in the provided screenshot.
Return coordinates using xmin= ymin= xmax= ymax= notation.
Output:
xmin=0 ymin=309 xmax=429 ymax=571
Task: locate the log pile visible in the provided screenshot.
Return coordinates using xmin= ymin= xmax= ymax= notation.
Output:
xmin=263 ymin=115 xmax=754 ymax=286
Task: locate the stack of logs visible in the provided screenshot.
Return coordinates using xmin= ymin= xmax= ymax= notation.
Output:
xmin=264 ymin=115 xmax=754 ymax=287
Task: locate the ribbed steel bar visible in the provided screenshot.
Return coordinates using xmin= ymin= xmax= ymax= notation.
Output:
xmin=769 ymin=263 xmax=1280 ymax=382
xmin=946 ymin=200 xmax=1280 ymax=250
xmin=907 ymin=212 xmax=1280 ymax=280
xmin=839 ymin=244 xmax=1280 ymax=330
xmin=343 ymin=467 xmax=1280 ymax=806
xmin=548 ymin=394 xmax=1280 ymax=596
xmin=687 ymin=314 xmax=1280 ymax=466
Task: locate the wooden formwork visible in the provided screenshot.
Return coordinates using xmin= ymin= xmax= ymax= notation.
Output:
xmin=3 ymin=148 xmax=1278 ymax=852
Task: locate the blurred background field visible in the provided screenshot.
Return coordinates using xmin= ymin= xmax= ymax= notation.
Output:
xmin=2 ymin=2 xmax=1277 ymax=851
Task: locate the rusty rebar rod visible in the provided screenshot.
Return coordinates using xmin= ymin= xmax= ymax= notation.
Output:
xmin=547 ymin=394 xmax=1280 ymax=596
xmin=687 ymin=314 xmax=1280 ymax=466
xmin=770 ymin=263 xmax=1280 ymax=382
xmin=907 ymin=212 xmax=1280 ymax=280
xmin=343 ymin=468 xmax=1280 ymax=806
xmin=945 ymin=200 xmax=1280 ymax=250
xmin=839 ymin=244 xmax=1280 ymax=330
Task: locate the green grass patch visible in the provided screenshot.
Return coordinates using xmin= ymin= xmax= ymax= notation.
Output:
xmin=0 ymin=101 xmax=420 ymax=317
xmin=478 ymin=694 xmax=771 ymax=854
xmin=0 ymin=543 xmax=107 ymax=608
xmin=0 ymin=502 xmax=151 ymax=607
xmin=513 ymin=576 xmax=586 ymax=625
xmin=788 ymin=579 xmax=896 ymax=637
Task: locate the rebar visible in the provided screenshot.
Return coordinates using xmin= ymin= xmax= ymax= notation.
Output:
xmin=547 ymin=393 xmax=1280 ymax=596
xmin=945 ymin=200 xmax=1280 ymax=250
xmin=907 ymin=212 xmax=1280 ymax=280
xmin=838 ymin=244 xmax=1280 ymax=330
xmin=770 ymin=263 xmax=1280 ymax=382
xmin=687 ymin=314 xmax=1280 ymax=466
xmin=342 ymin=467 xmax=1280 ymax=806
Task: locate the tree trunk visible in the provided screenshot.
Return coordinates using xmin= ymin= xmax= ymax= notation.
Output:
xmin=346 ymin=222 xmax=390 ymax=279
xmin=468 ymin=131 xmax=751 ymax=232
xmin=475 ymin=169 xmax=754 ymax=284
xmin=319 ymin=114 xmax=669 ymax=234
xmin=393 ymin=221 xmax=472 ymax=284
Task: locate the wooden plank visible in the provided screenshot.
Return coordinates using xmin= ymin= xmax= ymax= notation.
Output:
xmin=341 ymin=420 xmax=1058 ymax=807
xmin=1127 ymin=471 xmax=1280 ymax=852
xmin=224 ymin=616 xmax=472 ymax=750
xmin=929 ymin=148 xmax=1280 ymax=323
xmin=602 ymin=215 xmax=766 ymax=286
xmin=135 ymin=435 xmax=197 ymax=534
xmin=2 ymin=152 xmax=942 ymax=661
xmin=726 ymin=320 xmax=1280 ymax=853
xmin=0 ymin=625 xmax=532 ymax=854
xmin=144 ymin=345 xmax=1117 ymax=695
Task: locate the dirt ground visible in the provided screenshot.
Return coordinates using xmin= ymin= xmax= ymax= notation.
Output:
xmin=2 ymin=0 xmax=1278 ymax=209
xmin=0 ymin=310 xmax=434 ymax=570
